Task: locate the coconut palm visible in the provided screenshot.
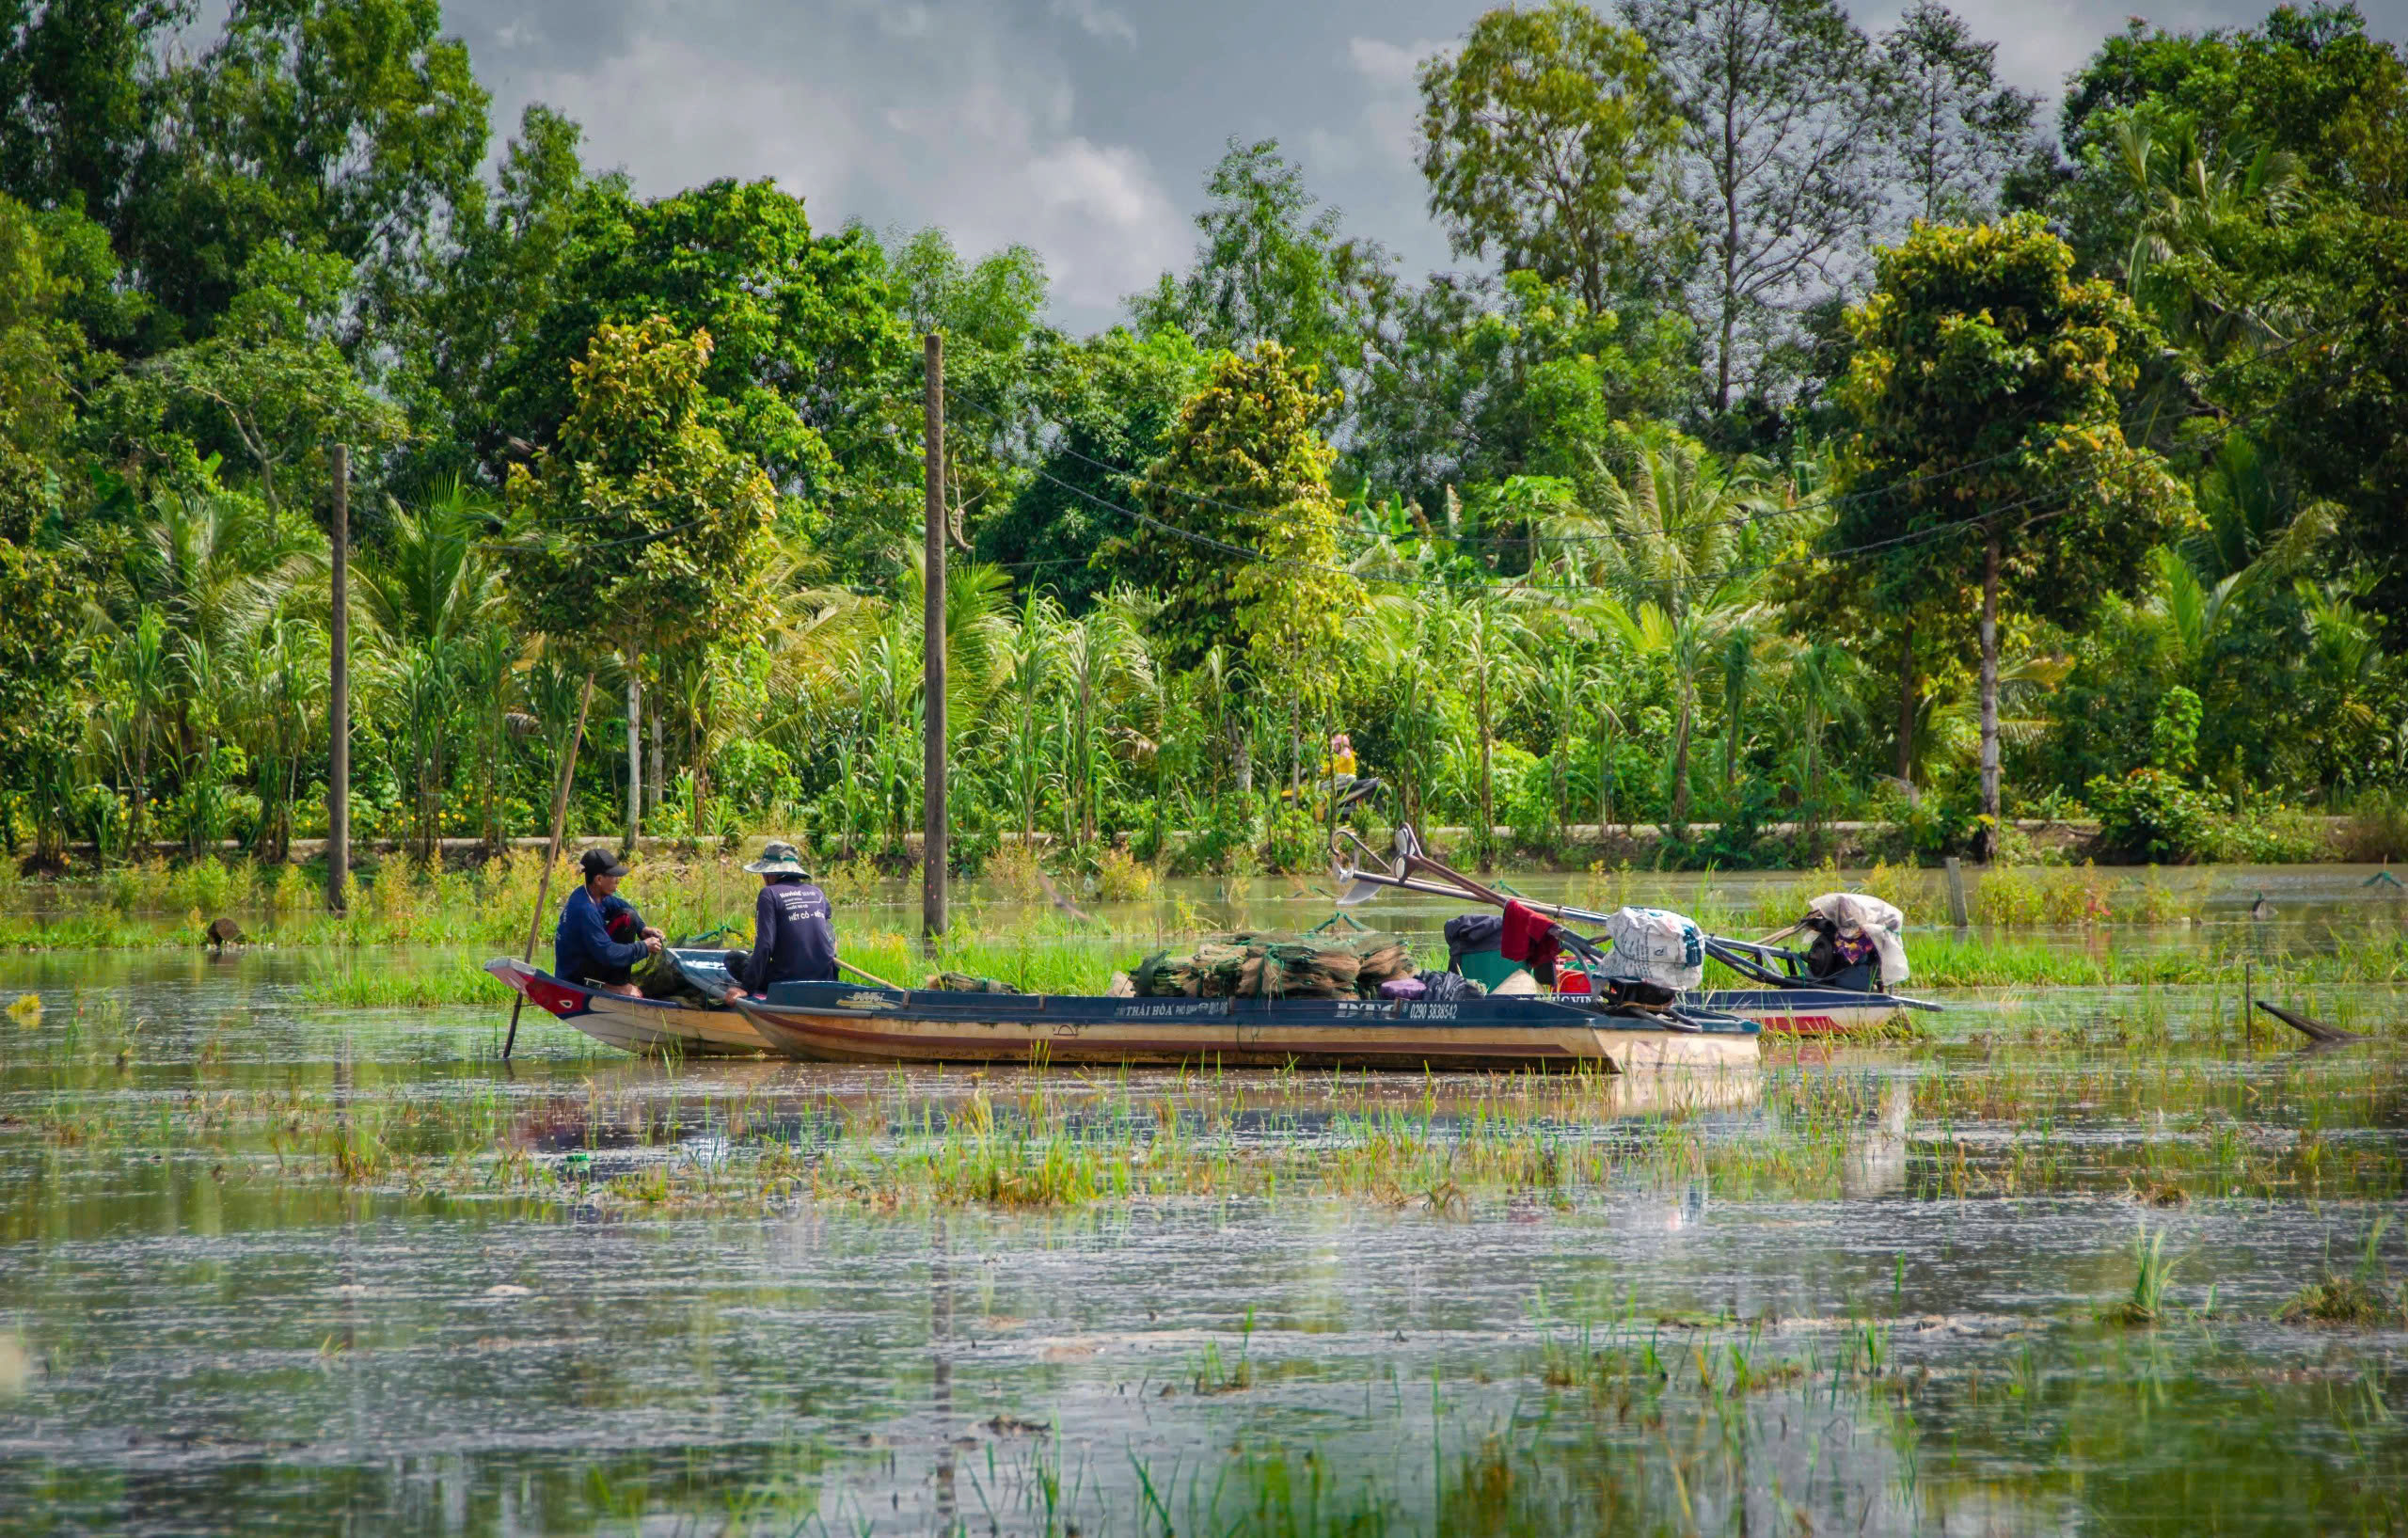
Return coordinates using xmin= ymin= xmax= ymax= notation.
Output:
xmin=2113 ymin=119 xmax=2303 ymax=364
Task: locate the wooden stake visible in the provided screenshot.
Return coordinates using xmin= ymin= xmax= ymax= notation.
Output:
xmin=326 ymin=443 xmax=349 ymax=910
xmin=504 ymin=671 xmax=595 ymax=1060
xmin=1944 ymin=856 xmax=1970 ymax=930
xmin=2242 ymin=958 xmax=2254 ymax=1054
xmin=923 ymin=330 xmax=948 ymax=943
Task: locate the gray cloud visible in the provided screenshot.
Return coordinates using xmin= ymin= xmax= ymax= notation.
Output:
xmin=446 ymin=0 xmax=2408 ymax=331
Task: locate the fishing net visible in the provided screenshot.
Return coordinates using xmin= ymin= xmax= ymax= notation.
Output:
xmin=1130 ymin=934 xmax=1422 ymax=1000
xmin=638 ymin=949 xmax=718 ymax=1005
xmin=926 ymin=972 xmax=1022 ymax=993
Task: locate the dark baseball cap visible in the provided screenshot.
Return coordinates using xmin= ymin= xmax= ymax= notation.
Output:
xmin=580 ymin=848 xmax=630 ymax=880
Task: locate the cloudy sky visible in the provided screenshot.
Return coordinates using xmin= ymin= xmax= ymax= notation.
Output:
xmin=443 ymin=0 xmax=2408 ymax=331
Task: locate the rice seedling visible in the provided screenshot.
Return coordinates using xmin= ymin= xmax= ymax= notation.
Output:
xmin=2099 ymin=1222 xmax=2180 ymax=1326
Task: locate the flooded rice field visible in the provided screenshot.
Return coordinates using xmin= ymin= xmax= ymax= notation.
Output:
xmin=5 ymin=868 xmax=2408 ymax=1534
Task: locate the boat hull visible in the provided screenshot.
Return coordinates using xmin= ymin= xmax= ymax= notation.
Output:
xmin=1697 ymin=988 xmax=1925 ymax=1035
xmin=483 ymin=958 xmax=773 ymax=1056
xmin=735 ymin=982 xmax=1759 ymax=1072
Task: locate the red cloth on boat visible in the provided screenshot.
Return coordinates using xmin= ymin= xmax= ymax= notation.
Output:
xmin=1499 ymin=900 xmax=1560 ymax=987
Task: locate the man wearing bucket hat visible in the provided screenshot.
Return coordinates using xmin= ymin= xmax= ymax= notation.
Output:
xmin=556 ymin=847 xmax=664 ymax=995
xmin=721 ymin=841 xmax=838 ymax=1002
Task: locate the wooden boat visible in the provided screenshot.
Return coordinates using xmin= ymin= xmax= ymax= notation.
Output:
xmin=483 ymin=956 xmax=773 ymax=1056
xmin=731 ymin=980 xmax=1760 ymax=1072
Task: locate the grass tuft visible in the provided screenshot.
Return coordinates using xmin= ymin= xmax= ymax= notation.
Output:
xmin=2277 ymin=1276 xmax=2399 ymax=1326
xmin=2099 ymin=1222 xmax=2180 ymax=1326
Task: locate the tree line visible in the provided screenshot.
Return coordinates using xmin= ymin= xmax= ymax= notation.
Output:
xmin=4 ymin=0 xmax=2404 ymax=875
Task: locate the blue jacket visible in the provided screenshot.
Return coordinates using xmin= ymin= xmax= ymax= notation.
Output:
xmin=736 ymin=879 xmax=837 ymax=992
xmin=556 ymin=885 xmax=648 ymax=982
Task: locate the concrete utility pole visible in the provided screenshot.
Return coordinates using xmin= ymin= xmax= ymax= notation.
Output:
xmin=923 ymin=331 xmax=948 ymax=943
xmin=326 ymin=443 xmax=349 ymax=911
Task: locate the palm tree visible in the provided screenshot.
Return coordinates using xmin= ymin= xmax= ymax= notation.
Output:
xmin=100 ymin=606 xmax=174 ymax=849
xmin=104 ymin=486 xmax=320 ymax=839
xmin=1426 ymin=581 xmax=1533 ymax=866
xmin=220 ymin=611 xmax=325 ymax=861
xmin=354 ymin=482 xmax=503 ymax=858
xmin=1781 ymin=642 xmax=1861 ymax=844
xmin=1053 ymin=594 xmax=1153 ymax=848
xmin=993 ymin=587 xmax=1060 ymax=846
xmin=2114 ymin=120 xmax=2302 ymax=361
xmin=1575 ymin=437 xmax=1788 ymax=831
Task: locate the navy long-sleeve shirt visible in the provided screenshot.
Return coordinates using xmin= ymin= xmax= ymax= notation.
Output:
xmin=737 ymin=879 xmax=837 ymax=993
xmin=555 ymin=885 xmax=649 ymax=983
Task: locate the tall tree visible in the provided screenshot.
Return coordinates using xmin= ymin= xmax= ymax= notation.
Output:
xmin=375 ymin=103 xmax=624 ymax=480
xmin=1117 ymin=342 xmax=1364 ymax=689
xmin=0 ymin=192 xmax=98 ymax=534
xmin=490 ymin=177 xmax=911 ymax=574
xmin=1624 ymin=0 xmax=1878 ymax=412
xmin=124 ymin=0 xmax=489 ymax=337
xmin=882 ymin=226 xmax=1051 ymax=556
xmin=1350 ymin=269 xmax=1692 ymax=518
xmin=1875 ymin=1 xmax=2041 ymax=225
xmin=975 ymin=325 xmax=1209 ymax=612
xmin=1830 ymin=214 xmax=2194 ymax=854
xmin=500 ymin=316 xmax=779 ymax=665
xmin=0 ymin=0 xmax=184 ymax=230
xmin=1417 ymin=0 xmax=1679 ymax=315
xmin=1133 ymin=138 xmax=1393 ymax=394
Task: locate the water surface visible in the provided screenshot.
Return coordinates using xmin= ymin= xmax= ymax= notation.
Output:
xmin=4 ymin=926 xmax=2407 ymax=1533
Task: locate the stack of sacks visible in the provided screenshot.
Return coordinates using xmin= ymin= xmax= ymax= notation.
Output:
xmin=1131 ymin=934 xmax=1422 ymax=999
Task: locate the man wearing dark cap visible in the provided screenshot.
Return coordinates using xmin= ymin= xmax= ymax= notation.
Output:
xmin=556 ymin=848 xmax=664 ymax=995
xmin=721 ymin=841 xmax=838 ymax=1002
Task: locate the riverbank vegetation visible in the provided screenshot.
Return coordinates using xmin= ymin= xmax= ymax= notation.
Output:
xmin=6 ymin=3 xmax=2408 ymax=881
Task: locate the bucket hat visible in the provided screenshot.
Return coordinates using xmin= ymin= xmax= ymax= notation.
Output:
xmin=743 ymin=841 xmax=810 ymax=878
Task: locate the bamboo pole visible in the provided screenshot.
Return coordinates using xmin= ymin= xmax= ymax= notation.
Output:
xmin=503 ymin=671 xmax=596 ymax=1060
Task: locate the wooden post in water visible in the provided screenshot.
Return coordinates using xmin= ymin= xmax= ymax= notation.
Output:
xmin=326 ymin=444 xmax=350 ymax=911
xmin=923 ymin=331 xmax=948 ymax=943
xmin=2242 ymin=958 xmax=2255 ymax=1054
xmin=1944 ymin=856 xmax=1971 ymax=930
xmin=503 ymin=672 xmax=595 ymax=1060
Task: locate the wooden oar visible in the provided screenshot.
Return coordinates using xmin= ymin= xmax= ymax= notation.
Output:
xmin=503 ymin=671 xmax=594 ymax=1061
xmin=838 ymin=956 xmax=907 ymax=991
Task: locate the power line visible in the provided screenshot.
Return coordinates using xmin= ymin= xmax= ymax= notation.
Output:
xmin=952 ymin=387 xmax=2180 ymax=551
xmin=1000 ymin=444 xmax=2083 ymax=601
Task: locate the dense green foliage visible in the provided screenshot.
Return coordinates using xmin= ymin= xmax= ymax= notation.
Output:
xmin=4 ymin=0 xmax=2404 ymax=876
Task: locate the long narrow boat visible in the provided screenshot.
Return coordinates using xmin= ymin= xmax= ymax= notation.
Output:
xmin=731 ymin=980 xmax=1759 ymax=1072
xmin=1690 ymin=985 xmax=1928 ymax=1035
xmin=483 ymin=956 xmax=773 ymax=1056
